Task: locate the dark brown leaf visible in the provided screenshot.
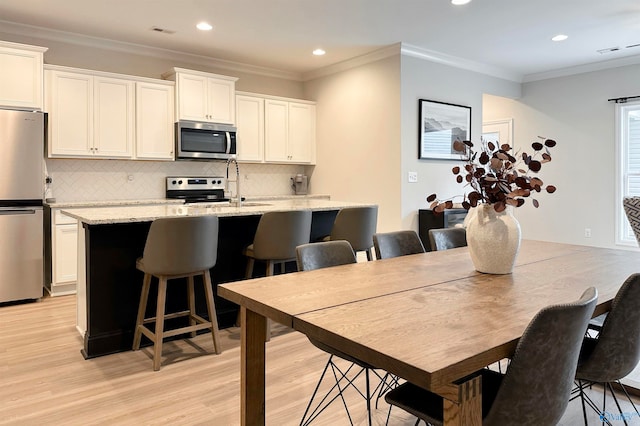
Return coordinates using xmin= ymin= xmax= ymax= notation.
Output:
xmin=479 ymin=152 xmax=490 ymax=165
xmin=493 ymin=201 xmax=506 ymax=212
xmin=426 ymin=194 xmax=437 ymax=202
xmin=463 ymin=140 xmax=474 ymax=147
xmin=456 ymin=175 xmax=463 ymax=183
xmin=430 ymin=201 xmax=438 ymax=209
xmin=487 ymin=141 xmax=496 ymax=151
xmin=517 ymin=198 xmax=525 ymax=207
xmin=529 ymin=160 xmax=542 ymax=172
xmin=544 ymin=139 xmax=557 ymax=147
xmin=546 ymin=185 xmax=557 ymax=193
xmin=453 ymin=140 xmax=466 ymax=153
xmin=462 ymin=201 xmax=471 ymax=210
xmin=532 ymin=199 xmax=540 ymax=208
xmin=490 ymin=158 xmax=503 ymax=170
xmin=452 ymin=166 xmax=460 ymax=174
xmin=501 ymin=144 xmax=511 ymax=151
xmin=532 ymin=142 xmax=544 ymax=151
xmin=445 ymin=201 xmax=454 ymax=209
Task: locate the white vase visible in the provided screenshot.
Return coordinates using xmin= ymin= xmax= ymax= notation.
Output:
xmin=465 ymin=204 xmax=521 ymax=274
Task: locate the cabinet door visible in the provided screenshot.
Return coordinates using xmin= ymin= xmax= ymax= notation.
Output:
xmin=288 ymin=102 xmax=314 ymax=164
xmin=264 ymin=99 xmax=289 ymax=162
xmin=176 ymin=73 xmax=208 ymax=121
xmin=236 ymin=95 xmax=264 ymax=162
xmin=93 ymin=76 xmax=134 ymax=158
xmin=46 ymin=70 xmax=93 ymax=157
xmin=0 ymin=46 xmax=44 ymax=110
xmin=136 ymin=82 xmax=174 ymax=160
xmin=54 ymin=223 xmax=78 ymax=284
xmin=208 ymin=78 xmax=235 ymax=124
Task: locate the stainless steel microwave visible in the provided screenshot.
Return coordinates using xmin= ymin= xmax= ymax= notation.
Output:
xmin=175 ymin=120 xmax=237 ymax=161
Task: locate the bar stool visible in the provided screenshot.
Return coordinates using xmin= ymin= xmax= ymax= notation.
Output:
xmin=244 ymin=210 xmax=313 ymax=278
xmin=243 ymin=210 xmax=312 ymax=338
xmin=324 ymin=206 xmax=378 ymax=260
xmin=132 ymin=216 xmax=222 ymax=371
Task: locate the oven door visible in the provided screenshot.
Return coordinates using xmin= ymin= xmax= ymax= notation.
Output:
xmin=176 ymin=121 xmax=237 ymax=160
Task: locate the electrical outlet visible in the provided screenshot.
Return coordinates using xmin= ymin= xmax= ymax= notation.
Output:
xmin=408 ymin=171 xmax=418 ymax=183
xmin=584 ymin=228 xmax=592 ymax=238
xmin=127 ymin=174 xmax=134 ymax=182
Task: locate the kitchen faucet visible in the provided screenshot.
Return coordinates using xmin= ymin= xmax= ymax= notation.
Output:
xmin=226 ymin=158 xmax=241 ymax=206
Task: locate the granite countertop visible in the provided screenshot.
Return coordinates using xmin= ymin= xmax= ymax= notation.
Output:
xmin=63 ymin=198 xmax=371 ymax=225
xmin=47 ymin=194 xmax=330 ymax=209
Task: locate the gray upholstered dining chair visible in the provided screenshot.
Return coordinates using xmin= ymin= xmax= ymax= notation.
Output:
xmin=296 ymin=240 xmax=395 ymax=425
xmin=427 ymin=227 xmax=467 ymax=251
xmin=373 ymin=230 xmax=425 ymax=259
xmin=573 ymin=274 xmax=640 ymax=424
xmin=244 ymin=210 xmax=312 ymax=278
xmin=132 ymin=215 xmax=222 ymax=371
xmin=385 ymin=287 xmax=598 ymax=426
xmin=324 ymin=206 xmax=378 ymax=260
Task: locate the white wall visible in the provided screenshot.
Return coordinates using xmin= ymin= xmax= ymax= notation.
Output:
xmin=484 ymin=63 xmax=640 ymax=249
xmin=400 ymin=55 xmax=521 ymax=230
xmin=304 ymin=55 xmax=401 ymax=232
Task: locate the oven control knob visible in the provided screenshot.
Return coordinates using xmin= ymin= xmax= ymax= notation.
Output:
xmin=171 ymin=180 xmax=177 ymax=185
xmin=216 ymin=179 xmax=222 ymax=184
xmin=178 ymin=180 xmax=183 ymax=185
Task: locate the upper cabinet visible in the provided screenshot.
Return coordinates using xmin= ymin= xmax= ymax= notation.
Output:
xmin=235 ymin=94 xmax=265 ymax=162
xmin=163 ymin=68 xmax=237 ymax=125
xmin=135 ymin=81 xmax=174 ymax=160
xmin=45 ymin=65 xmax=174 ymax=160
xmin=0 ymin=41 xmax=47 ymax=111
xmin=264 ymin=99 xmax=315 ymax=164
xmin=236 ymin=92 xmax=316 ymax=165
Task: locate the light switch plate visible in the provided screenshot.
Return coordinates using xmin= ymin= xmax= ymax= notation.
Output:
xmin=408 ymin=171 xmax=418 ymax=183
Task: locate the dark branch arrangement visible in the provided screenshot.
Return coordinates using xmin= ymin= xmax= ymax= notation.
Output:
xmin=427 ymin=137 xmax=557 ymax=213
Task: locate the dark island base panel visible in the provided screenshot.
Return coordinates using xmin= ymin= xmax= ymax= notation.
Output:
xmin=82 ymin=210 xmax=339 ymax=358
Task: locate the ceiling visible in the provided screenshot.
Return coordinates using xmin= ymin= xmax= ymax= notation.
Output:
xmin=0 ymin=0 xmax=639 ymax=82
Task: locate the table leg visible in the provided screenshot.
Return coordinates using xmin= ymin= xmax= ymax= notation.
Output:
xmin=241 ymin=306 xmax=267 ymax=426
xmin=442 ymin=375 xmax=482 ymax=426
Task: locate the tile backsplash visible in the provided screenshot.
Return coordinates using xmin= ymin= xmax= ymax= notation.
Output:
xmin=45 ymin=159 xmax=309 ymax=202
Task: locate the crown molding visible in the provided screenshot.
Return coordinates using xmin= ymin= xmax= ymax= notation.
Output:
xmin=0 ymin=20 xmax=303 ymax=81
xmin=301 ymin=44 xmax=402 ymax=81
xmin=400 ymin=43 xmax=523 ymax=83
xmin=523 ymin=54 xmax=640 ymax=83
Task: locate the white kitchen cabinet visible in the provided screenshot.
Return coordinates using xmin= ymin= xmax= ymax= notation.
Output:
xmin=46 ymin=67 xmax=134 ymax=158
xmin=93 ymin=76 xmax=135 ymax=157
xmin=265 ymin=99 xmax=315 ymax=164
xmin=49 ymin=209 xmax=78 ymax=296
xmin=135 ymin=81 xmax=174 ymax=160
xmin=164 ymin=68 xmax=237 ymax=124
xmin=0 ymin=41 xmax=47 ymax=110
xmin=235 ymin=94 xmax=265 ymax=162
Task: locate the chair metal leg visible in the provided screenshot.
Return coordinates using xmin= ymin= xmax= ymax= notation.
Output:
xmin=153 ymin=277 xmax=167 ymax=371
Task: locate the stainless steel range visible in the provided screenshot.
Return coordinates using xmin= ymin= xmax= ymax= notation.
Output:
xmin=166 ymin=177 xmax=228 ymax=203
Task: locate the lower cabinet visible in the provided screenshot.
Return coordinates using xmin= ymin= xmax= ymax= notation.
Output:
xmin=46 ymin=209 xmax=78 ymax=296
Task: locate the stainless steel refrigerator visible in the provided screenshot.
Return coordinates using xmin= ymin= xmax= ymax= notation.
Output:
xmin=0 ymin=109 xmax=44 ymax=303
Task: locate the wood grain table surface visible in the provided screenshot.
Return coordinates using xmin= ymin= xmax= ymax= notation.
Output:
xmin=218 ymin=240 xmax=640 ymax=425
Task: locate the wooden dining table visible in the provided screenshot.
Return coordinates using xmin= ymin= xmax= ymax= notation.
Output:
xmin=217 ymin=240 xmax=640 ymax=425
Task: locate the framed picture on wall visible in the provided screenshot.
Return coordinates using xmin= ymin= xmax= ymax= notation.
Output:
xmin=418 ymin=99 xmax=471 ymax=160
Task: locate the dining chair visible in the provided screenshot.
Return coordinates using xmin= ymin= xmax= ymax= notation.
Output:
xmin=427 ymin=227 xmax=467 ymax=251
xmin=373 ymin=230 xmax=425 ymax=259
xmin=572 ymin=273 xmax=640 ymax=425
xmin=323 ymin=206 xmax=378 ymax=260
xmin=385 ymin=287 xmax=598 ymax=426
xmin=132 ymin=216 xmax=222 ymax=371
xmin=296 ymin=240 xmax=396 ymax=426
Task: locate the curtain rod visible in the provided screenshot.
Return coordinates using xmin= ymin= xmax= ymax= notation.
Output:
xmin=608 ymin=95 xmax=640 ymax=103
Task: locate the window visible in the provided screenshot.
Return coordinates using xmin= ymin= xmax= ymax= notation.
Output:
xmin=616 ymin=101 xmax=640 ymax=246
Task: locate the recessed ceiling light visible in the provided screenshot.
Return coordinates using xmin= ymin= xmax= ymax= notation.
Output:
xmin=312 ymin=49 xmax=326 ymax=56
xmin=451 ymin=0 xmax=472 ymax=5
xmin=196 ymin=22 xmax=213 ymax=31
xmin=551 ymin=34 xmax=568 ymax=42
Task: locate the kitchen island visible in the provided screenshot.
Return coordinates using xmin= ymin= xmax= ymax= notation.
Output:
xmin=63 ymin=198 xmax=375 ymax=358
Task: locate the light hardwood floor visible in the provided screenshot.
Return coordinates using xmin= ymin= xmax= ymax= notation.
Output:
xmin=1 ymin=295 xmax=638 ymax=425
